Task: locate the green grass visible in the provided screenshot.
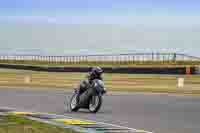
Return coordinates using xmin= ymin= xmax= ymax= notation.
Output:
xmin=0 ymin=115 xmax=78 ymax=133
xmin=0 ymin=68 xmax=200 ymax=94
xmin=1 ymin=60 xmax=200 ymax=67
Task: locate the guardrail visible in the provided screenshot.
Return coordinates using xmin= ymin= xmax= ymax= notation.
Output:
xmin=0 ymin=64 xmax=195 ymax=74
xmin=0 ymin=53 xmax=199 ymax=63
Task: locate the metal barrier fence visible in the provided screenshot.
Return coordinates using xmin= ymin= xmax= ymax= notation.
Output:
xmin=0 ymin=64 xmax=193 ymax=74
xmin=0 ymin=53 xmax=199 ymax=63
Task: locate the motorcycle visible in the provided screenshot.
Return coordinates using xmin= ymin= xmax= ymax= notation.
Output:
xmin=69 ymin=79 xmax=106 ymax=113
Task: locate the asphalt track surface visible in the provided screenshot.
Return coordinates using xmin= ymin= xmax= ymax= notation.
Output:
xmin=0 ymin=87 xmax=200 ymax=133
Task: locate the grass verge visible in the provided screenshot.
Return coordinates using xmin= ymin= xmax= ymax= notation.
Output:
xmin=0 ymin=68 xmax=200 ymax=94
xmin=0 ymin=115 xmax=78 ymax=133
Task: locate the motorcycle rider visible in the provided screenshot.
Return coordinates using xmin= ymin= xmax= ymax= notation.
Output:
xmin=76 ymin=66 xmax=105 ymax=103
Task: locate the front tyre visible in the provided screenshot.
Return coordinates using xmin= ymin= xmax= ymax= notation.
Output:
xmin=89 ymin=95 xmax=102 ymax=113
xmin=69 ymin=93 xmax=79 ymax=112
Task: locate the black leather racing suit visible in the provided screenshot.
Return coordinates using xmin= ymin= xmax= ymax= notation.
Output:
xmin=77 ymin=78 xmax=92 ymax=95
xmin=76 ymin=75 xmax=102 ymax=103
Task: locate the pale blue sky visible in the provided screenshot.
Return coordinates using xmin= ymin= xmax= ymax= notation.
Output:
xmin=0 ymin=0 xmax=200 ymax=56
xmin=1 ymin=0 xmax=200 ymax=16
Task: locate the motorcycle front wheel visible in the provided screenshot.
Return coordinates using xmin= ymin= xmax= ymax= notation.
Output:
xmin=89 ymin=95 xmax=102 ymax=113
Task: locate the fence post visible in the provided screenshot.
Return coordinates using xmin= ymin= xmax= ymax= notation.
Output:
xmin=186 ymin=66 xmax=191 ymax=75
xmin=178 ymin=77 xmax=184 ymax=88
xmin=24 ymin=74 xmax=31 ymax=84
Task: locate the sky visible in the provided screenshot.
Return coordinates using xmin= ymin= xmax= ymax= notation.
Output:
xmin=0 ymin=0 xmax=200 ymax=56
xmin=1 ymin=0 xmax=200 ymax=25
xmin=0 ymin=0 xmax=200 ymax=16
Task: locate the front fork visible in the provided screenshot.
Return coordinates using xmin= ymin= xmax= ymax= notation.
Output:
xmin=91 ymin=92 xmax=102 ymax=105
xmin=91 ymin=96 xmax=96 ymax=105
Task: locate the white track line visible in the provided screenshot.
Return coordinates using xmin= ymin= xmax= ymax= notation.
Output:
xmin=96 ymin=121 xmax=154 ymax=133
xmin=37 ymin=112 xmax=154 ymax=133
xmin=0 ymin=106 xmax=154 ymax=133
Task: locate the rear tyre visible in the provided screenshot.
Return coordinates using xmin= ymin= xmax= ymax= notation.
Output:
xmin=89 ymin=95 xmax=102 ymax=113
xmin=69 ymin=93 xmax=79 ymax=112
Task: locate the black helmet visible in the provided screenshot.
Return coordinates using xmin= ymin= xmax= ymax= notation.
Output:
xmin=89 ymin=67 xmax=103 ymax=80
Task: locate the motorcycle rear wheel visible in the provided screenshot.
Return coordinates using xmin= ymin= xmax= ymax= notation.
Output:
xmin=69 ymin=93 xmax=79 ymax=112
